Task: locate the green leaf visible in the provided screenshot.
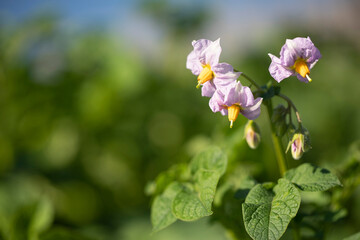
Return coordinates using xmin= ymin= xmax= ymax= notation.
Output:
xmin=261 ymin=85 xmax=281 ymax=100
xmin=242 ymin=178 xmax=301 ymax=240
xmin=146 ymin=163 xmax=189 ymax=196
xmin=212 ymin=166 xmax=256 ymax=240
xmin=285 ymin=163 xmax=342 ymax=192
xmin=172 ymin=186 xmax=213 ymax=221
xmin=271 ymin=105 xmax=289 ymax=137
xmin=172 ymin=147 xmax=227 ymax=221
xmin=189 ymin=147 xmax=227 ymax=176
xmin=271 ymin=105 xmax=287 ymax=124
xmin=213 ymin=188 xmax=252 ymax=240
xmin=151 ymin=148 xmax=227 ymax=229
xmin=151 ymin=182 xmax=182 ymax=232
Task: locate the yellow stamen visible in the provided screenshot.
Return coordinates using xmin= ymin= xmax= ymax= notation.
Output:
xmin=294 ymin=59 xmax=310 ymax=79
xmin=228 ymin=104 xmax=240 ymax=128
xmin=197 ymin=64 xmax=214 ymax=86
xmin=306 ymin=74 xmax=312 ymax=82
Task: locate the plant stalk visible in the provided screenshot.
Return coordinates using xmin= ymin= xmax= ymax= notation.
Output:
xmin=277 ymin=93 xmax=302 ymax=125
xmin=240 ymin=73 xmax=262 ymax=90
xmin=240 ymin=73 xmax=288 ymax=176
xmin=292 ymin=222 xmax=301 ymax=240
xmin=265 ymin=99 xmax=288 ymax=176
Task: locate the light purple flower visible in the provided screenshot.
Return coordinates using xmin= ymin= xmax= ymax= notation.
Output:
xmin=268 ymin=37 xmax=321 ymax=83
xmin=209 ymin=81 xmax=263 ymax=128
xmin=186 ymin=38 xmax=240 ymax=97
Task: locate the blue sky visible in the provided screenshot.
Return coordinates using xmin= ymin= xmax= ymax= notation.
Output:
xmin=0 ymin=0 xmax=353 ymax=60
xmin=0 ymin=0 xmax=134 ymax=26
xmin=0 ymin=0 xmax=340 ymax=29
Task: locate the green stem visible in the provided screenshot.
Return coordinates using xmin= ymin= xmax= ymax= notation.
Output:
xmin=292 ymin=222 xmax=301 ymax=240
xmin=240 ymin=73 xmax=288 ymax=176
xmin=277 ymin=93 xmax=302 ymax=126
xmin=265 ymin=99 xmax=288 ymax=176
xmin=240 ymin=73 xmax=262 ymax=90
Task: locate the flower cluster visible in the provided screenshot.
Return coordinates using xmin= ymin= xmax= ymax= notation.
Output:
xmin=186 ymin=39 xmax=263 ymax=128
xmin=186 ymin=37 xmax=321 ymax=158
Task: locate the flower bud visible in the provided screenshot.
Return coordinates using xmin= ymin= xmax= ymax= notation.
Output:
xmin=244 ymin=120 xmax=261 ymax=149
xmin=290 ymin=133 xmax=305 ymax=160
xmin=286 ymin=127 xmax=311 ymax=160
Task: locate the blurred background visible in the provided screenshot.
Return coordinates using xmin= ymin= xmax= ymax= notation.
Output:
xmin=0 ymin=0 xmax=359 ymax=239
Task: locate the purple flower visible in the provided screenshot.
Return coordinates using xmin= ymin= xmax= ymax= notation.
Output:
xmin=268 ymin=37 xmax=321 ymax=83
xmin=209 ymin=81 xmax=263 ymax=128
xmin=186 ymin=39 xmax=240 ymax=97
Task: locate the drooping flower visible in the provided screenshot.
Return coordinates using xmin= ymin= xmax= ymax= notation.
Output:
xmin=268 ymin=37 xmax=321 ymax=83
xmin=244 ymin=120 xmax=261 ymax=149
xmin=186 ymin=38 xmax=240 ymax=97
xmin=209 ymin=81 xmax=263 ymax=128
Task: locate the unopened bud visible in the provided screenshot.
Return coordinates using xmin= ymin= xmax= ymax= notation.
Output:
xmin=244 ymin=120 xmax=261 ymax=149
xmin=290 ymin=133 xmax=305 ymax=160
xmin=286 ymin=127 xmax=311 ymax=160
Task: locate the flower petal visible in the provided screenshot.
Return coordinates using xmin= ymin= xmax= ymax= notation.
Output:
xmin=305 ymin=37 xmax=322 ymax=68
xmin=212 ymin=62 xmax=235 ymax=76
xmin=239 ymin=86 xmax=254 ymax=108
xmin=292 ymin=37 xmax=315 ymax=59
xmin=220 ymin=108 xmax=228 ymax=116
xmin=223 ymin=81 xmax=242 ymax=106
xmin=295 ymin=73 xmax=310 ymax=83
xmin=201 ymin=81 xmax=216 ymax=97
xmin=186 ymin=50 xmax=203 ymax=75
xmin=212 ymin=62 xmax=241 ymax=87
xmin=205 ymin=38 xmax=222 ymax=66
xmin=209 ymin=90 xmax=225 ymax=113
xmin=268 ymin=54 xmax=294 ymax=82
xmin=213 ymin=76 xmax=238 ymax=90
xmin=192 ymin=39 xmax=221 ymax=66
xmin=241 ymin=98 xmax=263 ymax=120
xmin=280 ymin=39 xmax=299 ymax=67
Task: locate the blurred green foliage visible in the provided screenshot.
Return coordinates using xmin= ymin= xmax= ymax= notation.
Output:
xmin=0 ymin=10 xmax=221 ymax=240
xmin=0 ymin=1 xmax=359 ymax=239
